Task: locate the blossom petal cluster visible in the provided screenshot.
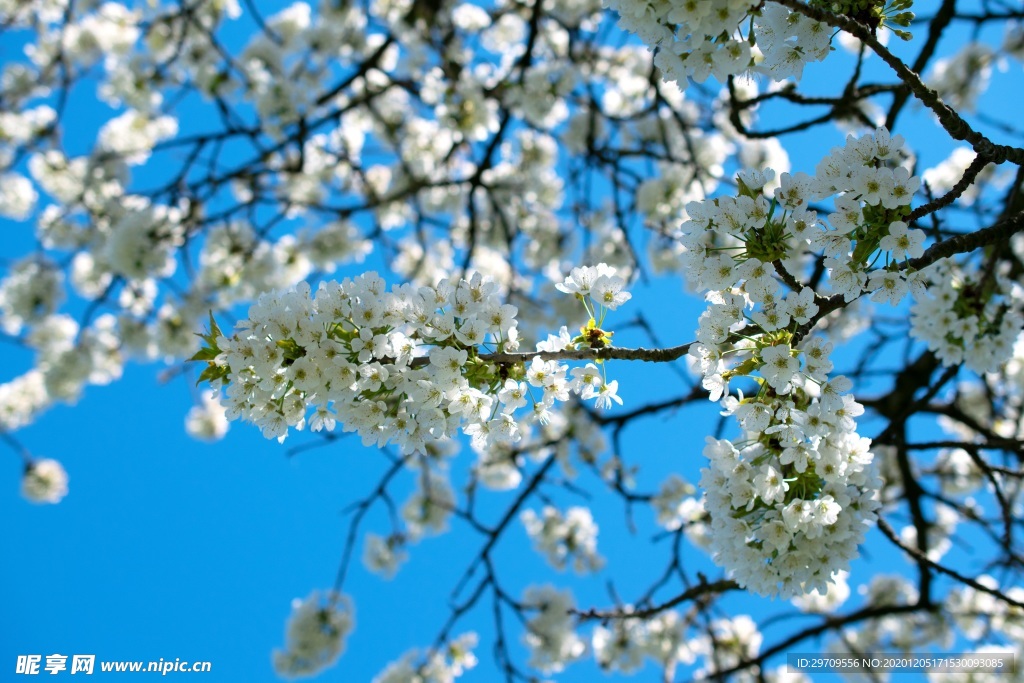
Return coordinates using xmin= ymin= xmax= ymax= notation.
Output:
xmin=272 ymin=591 xmax=354 ymax=679
xmin=521 ymin=586 xmax=586 ymax=674
xmin=521 ymin=505 xmax=605 ymax=574
xmin=605 ymin=1 xmax=831 ymax=87
xmin=700 ymin=427 xmax=881 ymax=597
xmin=362 ymin=533 xmax=409 ymax=580
xmin=556 ymin=263 xmax=632 ymax=311
xmin=678 ymin=127 xmax=924 ymax=309
xmin=210 ymin=272 xmax=518 ymax=447
xmin=910 ymin=261 xmax=1023 ymax=374
xmin=591 ymin=609 xmax=700 ymax=674
xmin=674 ymin=129 xmax=926 ymax=597
xmin=204 ymin=267 xmax=630 ymax=450
xmin=21 ymin=458 xmax=69 ymax=504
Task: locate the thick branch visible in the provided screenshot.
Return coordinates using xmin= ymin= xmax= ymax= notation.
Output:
xmin=906 ymin=209 xmax=1024 ymax=271
xmin=477 ymin=342 xmax=695 ymax=365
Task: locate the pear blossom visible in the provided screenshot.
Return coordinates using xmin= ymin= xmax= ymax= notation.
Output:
xmin=21 ymin=458 xmax=68 ymax=504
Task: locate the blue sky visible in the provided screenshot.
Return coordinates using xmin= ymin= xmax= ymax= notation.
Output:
xmin=3 ymin=3 xmax=1022 ymax=682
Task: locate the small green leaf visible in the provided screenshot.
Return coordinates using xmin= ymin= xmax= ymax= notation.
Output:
xmin=197 ymin=364 xmax=229 ymax=387
xmin=189 ymin=347 xmax=219 ymax=363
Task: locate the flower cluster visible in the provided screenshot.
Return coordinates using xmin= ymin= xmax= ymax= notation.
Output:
xmin=927 ymin=42 xmax=998 ymax=113
xmin=521 ymin=586 xmax=586 ymax=674
xmin=676 ymin=129 xmax=923 ymax=597
xmin=272 ymin=591 xmax=354 ymax=679
xmin=651 ymin=475 xmax=712 ymax=550
xmin=604 ymin=0 xmax=830 ymax=87
xmin=198 ymin=267 xmax=631 ymax=449
xmin=694 ymin=615 xmax=764 ymax=678
xmin=700 ymin=428 xmax=881 ymax=597
xmin=679 ymin=127 xmax=924 ymax=308
xmin=184 ymin=390 xmax=229 ymax=442
xmin=591 ymin=610 xmax=699 ymax=674
xmin=362 ymin=533 xmax=409 ymax=579
xmin=910 ymin=261 xmax=1023 ymax=374
xmin=0 ymin=371 xmax=50 ymax=434
xmin=589 ymin=610 xmax=807 ymax=681
xmin=400 ymin=470 xmax=456 ymax=539
xmin=0 ymin=257 xmax=64 ymax=335
xmin=555 ymin=263 xmax=632 ymax=312
xmin=21 ymin=458 xmax=69 ymax=504
xmin=947 ymin=577 xmax=1024 ymax=644
xmin=521 ymin=505 xmax=605 ymax=574
xmin=607 ymin=1 xmax=918 ymax=89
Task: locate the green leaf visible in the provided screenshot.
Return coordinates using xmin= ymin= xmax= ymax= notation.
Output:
xmin=191 ymin=311 xmax=224 ymax=362
xmin=197 ymin=364 xmax=229 ymax=387
xmin=189 ymin=347 xmax=219 ymax=363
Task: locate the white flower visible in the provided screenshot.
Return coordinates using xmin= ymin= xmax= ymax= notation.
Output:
xmin=759 ymin=345 xmax=799 ymax=393
xmin=429 ymin=346 xmax=468 ymax=382
xmin=820 ymin=375 xmax=853 ymax=412
xmin=801 ymin=337 xmax=834 ymax=380
xmin=753 ymin=465 xmax=788 ymax=505
xmin=185 ymin=391 xmax=229 ymax=441
xmin=868 ymin=269 xmax=910 ymax=304
xmin=879 ymin=220 xmax=925 ymax=259
xmin=497 ymin=379 xmax=528 ymax=412
xmin=826 ymin=258 xmax=867 ymax=300
xmin=522 ymin=506 xmax=604 ymax=573
xmin=555 ymin=263 xmax=618 ymax=297
xmin=272 ymin=591 xmax=354 ymax=679
xmin=738 ymin=168 xmax=776 ymax=193
xmin=22 ymin=459 xmax=68 ymax=504
xmin=812 ymin=495 xmax=841 ymax=527
xmin=592 ymin=273 xmax=631 ymax=310
xmin=488 ymin=412 xmax=521 ymax=444
xmin=521 ymin=586 xmax=585 ymax=673
xmin=702 ymin=372 xmax=729 ymax=402
xmin=827 ymin=195 xmax=863 ymax=234
xmin=750 ymin=305 xmax=791 ymax=332
xmin=526 ymin=356 xmax=566 ymax=389
xmin=484 ymin=303 xmax=518 ymax=336
xmin=536 ymin=326 xmax=573 ymax=352
xmin=882 ymin=167 xmax=921 ymax=209
xmin=850 ymin=166 xmax=887 ymax=206
xmin=774 ymin=171 xmax=813 ymax=209
xmin=363 ymin=533 xmax=407 ymax=579
xmin=730 ymin=399 xmax=774 ymax=433
xmin=97 ymin=110 xmax=178 ymax=165
xmin=309 ymin=404 xmax=337 ymax=433
xmin=782 ymin=287 xmax=819 ymax=324
xmin=454 ymin=316 xmax=487 ymax=346
xmin=569 ymin=363 xmax=602 ymax=398
xmin=0 ymin=173 xmax=37 ymax=220
xmin=594 ymin=380 xmax=623 ymax=409
xmin=555 ymin=265 xmax=599 ymax=296
xmin=781 ymin=498 xmax=813 ymax=532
